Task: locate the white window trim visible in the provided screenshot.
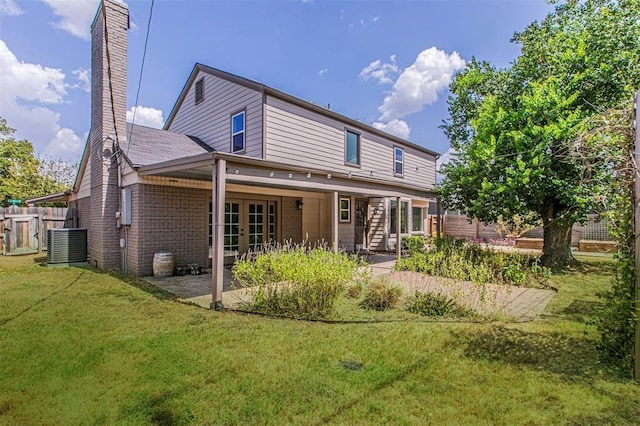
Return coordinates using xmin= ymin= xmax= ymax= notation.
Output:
xmin=339 ymin=197 xmax=351 ymax=222
xmin=390 ymin=200 xmax=408 ymax=235
xmin=394 ymin=147 xmax=404 ymax=177
xmin=345 ymin=130 xmax=361 ymax=167
xmin=231 ymin=111 xmax=246 ymax=153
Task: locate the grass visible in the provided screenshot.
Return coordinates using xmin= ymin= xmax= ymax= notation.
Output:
xmin=1 ymin=254 xmax=640 ymax=424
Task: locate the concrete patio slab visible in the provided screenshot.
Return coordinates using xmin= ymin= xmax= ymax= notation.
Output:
xmin=143 ymin=253 xmax=555 ymax=321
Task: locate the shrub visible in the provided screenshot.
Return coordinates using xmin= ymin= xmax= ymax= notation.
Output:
xmin=404 ymin=291 xmax=473 ymax=318
xmin=395 ymin=238 xmax=548 ymax=287
xmin=360 ymin=278 xmax=402 ymax=311
xmin=345 ymin=282 xmax=363 ymax=299
xmin=232 ymin=244 xmax=361 ymax=319
xmin=402 ymin=236 xmax=426 ymax=255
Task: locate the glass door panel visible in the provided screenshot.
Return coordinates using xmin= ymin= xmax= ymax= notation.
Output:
xmin=246 ymin=202 xmax=265 ymax=251
xmin=224 ymin=202 xmax=241 ymax=259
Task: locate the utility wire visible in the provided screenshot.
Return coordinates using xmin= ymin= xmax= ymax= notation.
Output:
xmin=126 ymin=0 xmax=156 ymax=157
xmin=101 ymin=1 xmax=120 ymax=151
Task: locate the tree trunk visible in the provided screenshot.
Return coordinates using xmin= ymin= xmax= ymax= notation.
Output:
xmin=540 ymin=218 xmax=573 ymax=268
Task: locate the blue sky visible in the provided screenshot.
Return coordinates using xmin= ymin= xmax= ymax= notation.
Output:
xmin=0 ymin=0 xmax=553 ymax=163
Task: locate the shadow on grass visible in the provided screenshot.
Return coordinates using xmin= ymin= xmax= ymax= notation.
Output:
xmin=122 ymin=390 xmax=194 ymax=425
xmin=315 ymin=357 xmax=428 ymax=426
xmin=0 ymin=271 xmax=85 ymax=326
xmin=104 ymin=270 xmax=179 ymax=303
xmin=561 ymin=299 xmax=605 ymax=323
xmin=448 ymin=326 xmax=627 ymax=380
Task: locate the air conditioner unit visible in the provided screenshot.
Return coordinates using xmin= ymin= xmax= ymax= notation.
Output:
xmin=47 ymin=228 xmax=88 ymax=265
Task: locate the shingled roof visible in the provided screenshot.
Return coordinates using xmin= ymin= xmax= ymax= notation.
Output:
xmin=123 ymin=123 xmax=212 ymax=167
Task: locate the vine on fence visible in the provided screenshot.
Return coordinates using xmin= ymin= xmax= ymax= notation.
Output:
xmin=577 ymin=105 xmax=636 ymax=371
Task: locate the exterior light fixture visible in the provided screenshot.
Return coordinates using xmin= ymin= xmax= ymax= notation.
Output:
xmin=370 ymin=171 xmax=374 ymax=177
xmin=296 ymin=200 xmax=304 ymax=210
xmin=348 ymin=172 xmax=352 ymax=178
xmin=235 ymin=168 xmax=239 ymax=174
xmin=288 ymin=173 xmax=293 ymax=178
xmin=327 ymin=173 xmax=332 ymax=179
xmin=306 ymin=172 xmax=311 ymax=179
xmin=269 ymin=172 xmax=275 ymax=178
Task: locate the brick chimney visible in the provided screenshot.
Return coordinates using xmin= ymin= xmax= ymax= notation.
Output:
xmin=89 ymin=0 xmax=129 ymax=270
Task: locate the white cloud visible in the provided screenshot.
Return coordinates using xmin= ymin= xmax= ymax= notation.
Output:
xmin=126 ymin=106 xmax=164 ymax=129
xmin=0 ymin=40 xmax=67 ymax=103
xmin=318 ymin=68 xmax=328 ymax=77
xmin=47 ymin=128 xmax=87 ymax=160
xmin=41 ymin=0 xmax=101 ymax=40
xmin=0 ymin=0 xmax=23 ymax=16
xmin=372 ymin=15 xmax=380 ymax=23
xmin=0 ymin=40 xmax=84 ymax=161
xmin=69 ymin=67 xmax=90 ymax=92
xmin=340 ymin=9 xmax=344 ymax=19
xmin=359 ymin=55 xmax=398 ymax=84
xmin=301 ymin=0 xmax=313 ymax=3
xmin=372 ymin=119 xmax=411 ymax=140
xmin=377 ymin=47 xmax=465 ymax=122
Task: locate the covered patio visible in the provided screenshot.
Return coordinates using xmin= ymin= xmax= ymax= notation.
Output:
xmin=136 ymin=152 xmax=436 ymax=310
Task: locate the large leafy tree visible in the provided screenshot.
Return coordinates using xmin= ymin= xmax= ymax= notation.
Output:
xmin=439 ymin=0 xmax=640 ymax=267
xmin=0 ymin=117 xmax=76 ymax=206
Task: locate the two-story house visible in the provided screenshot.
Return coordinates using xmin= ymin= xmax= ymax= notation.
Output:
xmin=61 ymin=0 xmax=438 ymax=308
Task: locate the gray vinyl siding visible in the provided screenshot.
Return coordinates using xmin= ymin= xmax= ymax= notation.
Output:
xmin=368 ymin=198 xmax=386 ymax=251
xmin=338 ymin=195 xmax=355 ymax=251
xmin=168 ymin=71 xmax=263 ymax=157
xmin=265 ymin=96 xmax=436 ymax=188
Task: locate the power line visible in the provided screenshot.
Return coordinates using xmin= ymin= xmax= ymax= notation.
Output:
xmin=126 ymin=0 xmax=156 ymax=157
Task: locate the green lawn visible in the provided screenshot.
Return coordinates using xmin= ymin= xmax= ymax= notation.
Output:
xmin=1 ymin=254 xmax=639 ymax=425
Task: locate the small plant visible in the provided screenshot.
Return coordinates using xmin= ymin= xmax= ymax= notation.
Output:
xmin=360 ymin=278 xmax=402 ymax=311
xmin=345 ymin=282 xmax=363 ymax=299
xmin=404 ymin=291 xmax=473 ymax=318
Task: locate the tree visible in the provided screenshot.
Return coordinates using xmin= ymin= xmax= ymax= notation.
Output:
xmin=0 ymin=117 xmax=76 ymax=206
xmin=439 ymin=0 xmax=640 ymax=267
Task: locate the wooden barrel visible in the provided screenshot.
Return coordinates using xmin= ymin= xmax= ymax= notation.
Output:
xmin=153 ymin=252 xmax=174 ymax=277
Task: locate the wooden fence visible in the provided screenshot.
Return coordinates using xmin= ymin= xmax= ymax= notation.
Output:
xmin=438 ymin=214 xmax=615 ymax=246
xmin=0 ymin=207 xmax=74 ymax=255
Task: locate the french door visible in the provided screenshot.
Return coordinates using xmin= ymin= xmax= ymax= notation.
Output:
xmin=223 ymin=200 xmax=268 ymax=261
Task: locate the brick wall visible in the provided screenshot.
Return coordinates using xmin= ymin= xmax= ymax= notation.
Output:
xmin=88 ymin=0 xmax=129 ymax=271
xmin=127 ymin=184 xmax=209 ymax=276
xmin=281 ymin=196 xmax=302 ymax=243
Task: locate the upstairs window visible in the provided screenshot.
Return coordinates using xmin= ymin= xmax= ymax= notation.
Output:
xmin=195 ymin=78 xmax=204 ymax=105
xmin=231 ymin=111 xmax=245 ymax=153
xmin=345 ymin=130 xmax=360 ymax=166
xmin=394 ymin=147 xmax=404 ymax=176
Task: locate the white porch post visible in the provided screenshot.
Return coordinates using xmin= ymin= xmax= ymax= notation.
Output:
xmin=332 ymin=191 xmax=339 ymax=252
xmin=211 ymin=158 xmax=226 ymax=311
xmin=396 ymin=196 xmax=401 ymax=259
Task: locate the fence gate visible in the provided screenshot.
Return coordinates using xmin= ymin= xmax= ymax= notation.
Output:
xmin=3 ymin=215 xmax=39 ymax=255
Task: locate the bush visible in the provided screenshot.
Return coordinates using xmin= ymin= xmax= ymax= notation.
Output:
xmin=345 ymin=282 xmax=363 ymax=299
xmin=360 ymin=278 xmax=402 ymax=311
xmin=404 ymin=291 xmax=472 ymax=318
xmin=232 ymin=244 xmax=361 ymax=319
xmin=402 ymin=236 xmax=426 ymax=255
